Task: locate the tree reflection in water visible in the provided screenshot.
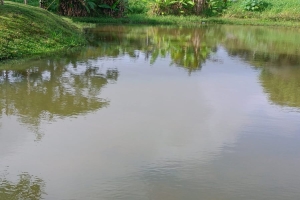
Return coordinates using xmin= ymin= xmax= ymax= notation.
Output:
xmin=225 ymin=48 xmax=300 ymax=109
xmin=0 ymin=55 xmax=119 ymax=140
xmin=221 ymin=25 xmax=300 ymax=109
xmin=0 ymin=172 xmax=46 ymax=200
xmin=259 ymin=63 xmax=300 ymax=108
xmin=84 ymin=25 xmax=220 ymax=74
xmin=1 ymin=24 xmax=300 ymax=140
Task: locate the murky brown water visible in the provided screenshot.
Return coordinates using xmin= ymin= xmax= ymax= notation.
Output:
xmin=1 ymin=25 xmax=300 ymax=200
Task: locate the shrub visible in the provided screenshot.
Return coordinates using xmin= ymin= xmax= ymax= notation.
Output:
xmin=205 ymin=0 xmax=229 ymax=16
xmin=127 ymin=0 xmax=149 ymax=14
xmin=149 ymin=0 xmax=195 ymax=15
xmin=242 ymin=0 xmax=269 ymax=12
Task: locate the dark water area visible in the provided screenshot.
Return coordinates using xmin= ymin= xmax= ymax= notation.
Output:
xmin=1 ymin=25 xmax=300 ymax=200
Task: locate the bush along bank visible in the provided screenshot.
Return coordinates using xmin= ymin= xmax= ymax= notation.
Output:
xmin=6 ymin=0 xmax=300 ymax=26
xmin=66 ymin=0 xmax=300 ymax=27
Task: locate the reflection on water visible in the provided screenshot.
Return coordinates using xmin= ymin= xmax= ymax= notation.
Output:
xmin=0 ymin=55 xmax=118 ymax=140
xmin=85 ymin=25 xmax=300 ymax=109
xmin=0 ymin=172 xmax=45 ymax=200
xmin=1 ymin=25 xmax=300 ymax=200
xmin=260 ymin=66 xmax=300 ymax=108
xmin=222 ymin=25 xmax=300 ymax=57
xmin=220 ymin=25 xmax=300 ymax=108
xmin=84 ymin=25 xmax=221 ymax=74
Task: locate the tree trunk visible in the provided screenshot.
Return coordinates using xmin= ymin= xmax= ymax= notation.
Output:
xmin=195 ymin=0 xmax=206 ymax=15
xmin=24 ymin=0 xmax=27 ymax=4
xmin=0 ymin=0 xmax=4 ymax=5
xmin=39 ymin=0 xmax=44 ymax=8
xmin=58 ymin=0 xmax=87 ymax=16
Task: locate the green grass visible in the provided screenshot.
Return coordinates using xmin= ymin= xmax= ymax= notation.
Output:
xmin=72 ymin=14 xmax=300 ymax=28
xmin=7 ymin=0 xmax=39 ymax=7
xmin=225 ymin=0 xmax=300 ymax=21
xmin=0 ymin=2 xmax=86 ymax=61
xmin=71 ymin=15 xmax=189 ymax=25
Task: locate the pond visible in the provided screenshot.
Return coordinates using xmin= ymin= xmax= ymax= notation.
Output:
xmin=1 ymin=24 xmax=300 ymax=200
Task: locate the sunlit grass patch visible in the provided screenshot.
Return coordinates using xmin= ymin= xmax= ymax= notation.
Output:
xmin=0 ymin=2 xmax=86 ymax=61
xmin=225 ymin=0 xmax=300 ymax=21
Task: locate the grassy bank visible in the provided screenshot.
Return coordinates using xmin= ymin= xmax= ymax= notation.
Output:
xmin=225 ymin=0 xmax=300 ymax=21
xmin=71 ymin=14 xmax=300 ymax=28
xmin=71 ymin=0 xmax=300 ymax=27
xmin=0 ymin=2 xmax=86 ymax=61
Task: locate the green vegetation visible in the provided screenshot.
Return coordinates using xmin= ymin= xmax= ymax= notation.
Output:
xmin=1 ymin=0 xmax=300 ymax=61
xmin=0 ymin=2 xmax=86 ymax=61
xmin=67 ymin=0 xmax=300 ymax=27
xmin=124 ymin=0 xmax=300 ymax=22
xmin=7 ymin=0 xmax=128 ymax=17
xmin=7 ymin=0 xmax=300 ymax=22
xmin=224 ymin=0 xmax=300 ymax=21
xmin=71 ymin=14 xmax=300 ymax=27
xmin=241 ymin=0 xmax=269 ymax=12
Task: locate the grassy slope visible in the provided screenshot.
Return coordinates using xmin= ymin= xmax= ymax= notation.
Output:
xmin=0 ymin=2 xmax=86 ymax=61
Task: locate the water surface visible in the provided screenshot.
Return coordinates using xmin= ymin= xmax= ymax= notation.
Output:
xmin=1 ymin=25 xmax=300 ymax=200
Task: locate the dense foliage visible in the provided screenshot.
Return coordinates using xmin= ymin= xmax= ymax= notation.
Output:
xmin=3 ymin=0 xmax=300 ymax=20
xmin=129 ymin=0 xmax=228 ymax=16
xmin=242 ymin=0 xmax=269 ymax=11
xmin=4 ymin=0 xmax=230 ymax=16
xmin=56 ymin=0 xmax=127 ymax=17
xmin=45 ymin=0 xmax=225 ymax=17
